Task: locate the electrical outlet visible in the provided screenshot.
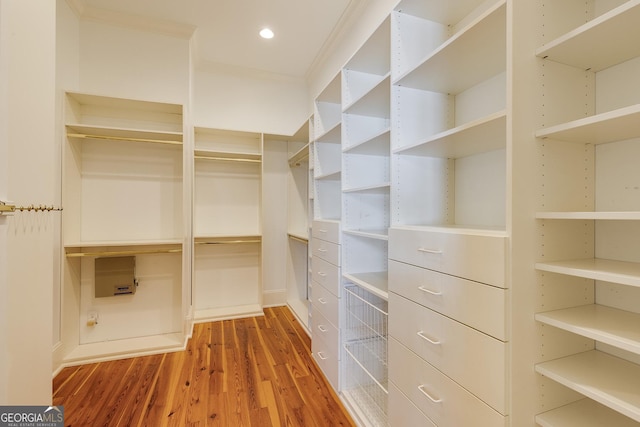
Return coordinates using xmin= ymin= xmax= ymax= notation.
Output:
xmin=87 ymin=311 xmax=99 ymax=326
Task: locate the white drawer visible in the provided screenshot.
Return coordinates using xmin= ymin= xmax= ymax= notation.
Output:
xmin=389 ymin=292 xmax=506 ymax=414
xmin=311 ymin=256 xmax=340 ymax=296
xmin=390 ymin=338 xmax=507 ymax=427
xmin=311 ymin=237 xmax=340 ymax=266
xmin=389 ymin=226 xmax=506 ymax=288
xmin=389 ymin=259 xmax=507 ymax=341
xmin=312 ymin=220 xmax=341 ymax=244
xmin=311 ymin=308 xmax=339 ymax=391
xmin=389 ymin=383 xmax=437 ymax=427
xmin=311 ymin=280 xmax=339 ymax=328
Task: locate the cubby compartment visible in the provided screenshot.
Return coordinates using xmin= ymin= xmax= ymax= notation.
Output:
xmin=342 ymin=234 xmax=389 ymax=300
xmin=192 ymin=128 xmax=263 ymax=322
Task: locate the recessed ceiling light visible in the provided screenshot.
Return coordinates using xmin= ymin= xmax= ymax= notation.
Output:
xmin=259 ymin=28 xmax=274 ymax=39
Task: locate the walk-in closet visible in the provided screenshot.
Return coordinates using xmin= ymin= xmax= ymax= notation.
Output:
xmin=2 ymin=0 xmax=640 ymax=425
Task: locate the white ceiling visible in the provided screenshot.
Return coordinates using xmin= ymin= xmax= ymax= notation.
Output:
xmin=70 ymin=0 xmax=365 ymax=79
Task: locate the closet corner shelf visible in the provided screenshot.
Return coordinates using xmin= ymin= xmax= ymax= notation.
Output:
xmin=394 ymin=0 xmax=506 ymax=94
xmin=536 ymin=211 xmax=640 ymax=220
xmin=65 ymin=240 xmax=183 ymax=258
xmin=288 ymin=144 xmax=309 ymax=166
xmin=287 ymin=232 xmax=309 ymax=244
xmin=536 ymin=398 xmax=640 ymax=427
xmin=66 ymin=124 xmax=183 ymax=145
xmin=535 ymin=1 xmax=640 ymax=72
xmin=343 ymin=271 xmax=389 ymax=301
xmin=535 ymin=258 xmax=640 ymax=288
xmin=535 ymin=304 xmax=640 ymax=354
xmin=343 ymin=128 xmax=390 ymax=155
xmin=535 ymin=104 xmax=640 ymax=144
xmin=342 ymin=73 xmax=391 ymax=118
xmin=535 ymin=350 xmax=640 ymax=423
xmin=343 ymin=228 xmax=389 ymax=240
xmin=393 ymin=110 xmax=506 ymax=158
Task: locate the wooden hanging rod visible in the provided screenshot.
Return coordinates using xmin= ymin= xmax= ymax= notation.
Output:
xmin=67 ymin=133 xmax=183 ymax=146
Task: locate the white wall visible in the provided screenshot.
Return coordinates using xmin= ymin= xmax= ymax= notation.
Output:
xmin=0 ymin=0 xmax=56 ymax=405
xmin=79 ymin=21 xmax=190 ymax=104
xmin=194 ymin=66 xmax=309 ymax=135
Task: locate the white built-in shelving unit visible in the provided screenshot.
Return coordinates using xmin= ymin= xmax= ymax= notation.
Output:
xmin=310 ymin=71 xmax=343 ymax=393
xmin=339 ymin=16 xmax=391 ymax=427
xmin=60 ymin=92 xmax=187 ymax=364
xmin=286 ymin=120 xmax=311 ymax=333
xmin=192 ymin=128 xmax=263 ymax=322
xmin=387 ymin=0 xmax=509 ymax=425
xmin=533 ymin=1 xmax=640 ymax=425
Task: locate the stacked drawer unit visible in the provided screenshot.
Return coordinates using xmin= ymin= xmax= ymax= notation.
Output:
xmin=310 ymin=219 xmax=342 ymax=391
xmin=387 ymin=226 xmax=508 ymax=427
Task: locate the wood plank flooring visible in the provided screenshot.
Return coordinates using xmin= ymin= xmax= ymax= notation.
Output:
xmin=53 ymin=306 xmax=355 ymax=427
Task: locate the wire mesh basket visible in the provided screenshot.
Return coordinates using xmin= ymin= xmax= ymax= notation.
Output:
xmin=343 ymin=284 xmax=389 ymax=427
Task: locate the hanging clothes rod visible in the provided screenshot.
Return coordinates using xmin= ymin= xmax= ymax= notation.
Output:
xmin=66 ymin=248 xmax=182 ymax=258
xmin=67 ymin=133 xmax=183 ymax=146
xmin=194 ymin=155 xmax=261 ymax=163
xmin=195 ymin=239 xmax=262 ymax=245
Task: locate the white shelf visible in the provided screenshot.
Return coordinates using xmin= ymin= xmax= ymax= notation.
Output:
xmin=536 ymin=0 xmax=640 ymax=72
xmin=316 ymin=122 xmax=342 ymax=143
xmin=536 ymin=258 xmax=640 ymax=288
xmin=344 ymin=129 xmax=390 ymax=155
xmin=535 ymin=350 xmax=640 ymax=423
xmin=536 ymin=104 xmax=640 ymax=144
xmin=316 ymin=170 xmax=341 ymax=181
xmin=343 ymin=228 xmax=389 ymax=241
xmin=343 ymin=74 xmax=391 ymax=118
xmin=343 ymin=272 xmax=389 ymax=301
xmin=66 ymin=124 xmax=183 ymax=145
xmin=536 ymin=211 xmax=640 ymax=220
xmin=194 ymin=234 xmax=261 ymax=244
xmin=393 ymin=0 xmax=491 ymax=24
xmin=393 ymin=110 xmax=506 ymax=158
xmin=394 ymin=0 xmax=506 ymax=94
xmin=536 ymin=305 xmax=640 ymax=354
xmin=536 ymin=398 xmax=640 ymax=427
xmin=343 ymin=183 xmax=391 ymax=194
xmin=288 ymin=232 xmax=309 ymax=243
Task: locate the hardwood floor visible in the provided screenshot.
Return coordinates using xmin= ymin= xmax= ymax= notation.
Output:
xmin=53 ymin=306 xmax=356 ymax=427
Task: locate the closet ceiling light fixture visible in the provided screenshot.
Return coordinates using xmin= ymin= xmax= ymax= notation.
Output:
xmin=259 ymin=28 xmax=274 ymax=39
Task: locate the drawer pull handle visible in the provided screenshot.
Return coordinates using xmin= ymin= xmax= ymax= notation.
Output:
xmin=318 ymin=298 xmax=327 ymax=304
xmin=417 ymin=331 xmax=441 ymax=345
xmin=418 ymin=286 xmax=442 ymax=296
xmin=417 ymin=247 xmax=443 ymax=255
xmin=418 ymin=385 xmax=442 ymax=403
xmin=317 ymin=325 xmax=328 ymax=333
xmin=317 ymin=351 xmax=328 ymax=360
xmin=317 ymin=272 xmax=327 ymax=277
xmin=318 ymin=248 xmax=328 ymax=252
xmin=318 ymin=229 xmax=328 ymax=233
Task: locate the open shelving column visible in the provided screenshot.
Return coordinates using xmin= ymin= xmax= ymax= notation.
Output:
xmin=60 ymin=92 xmax=187 ymax=364
xmin=192 ymin=128 xmax=263 ymax=321
xmin=532 ymin=1 xmax=640 ymax=424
